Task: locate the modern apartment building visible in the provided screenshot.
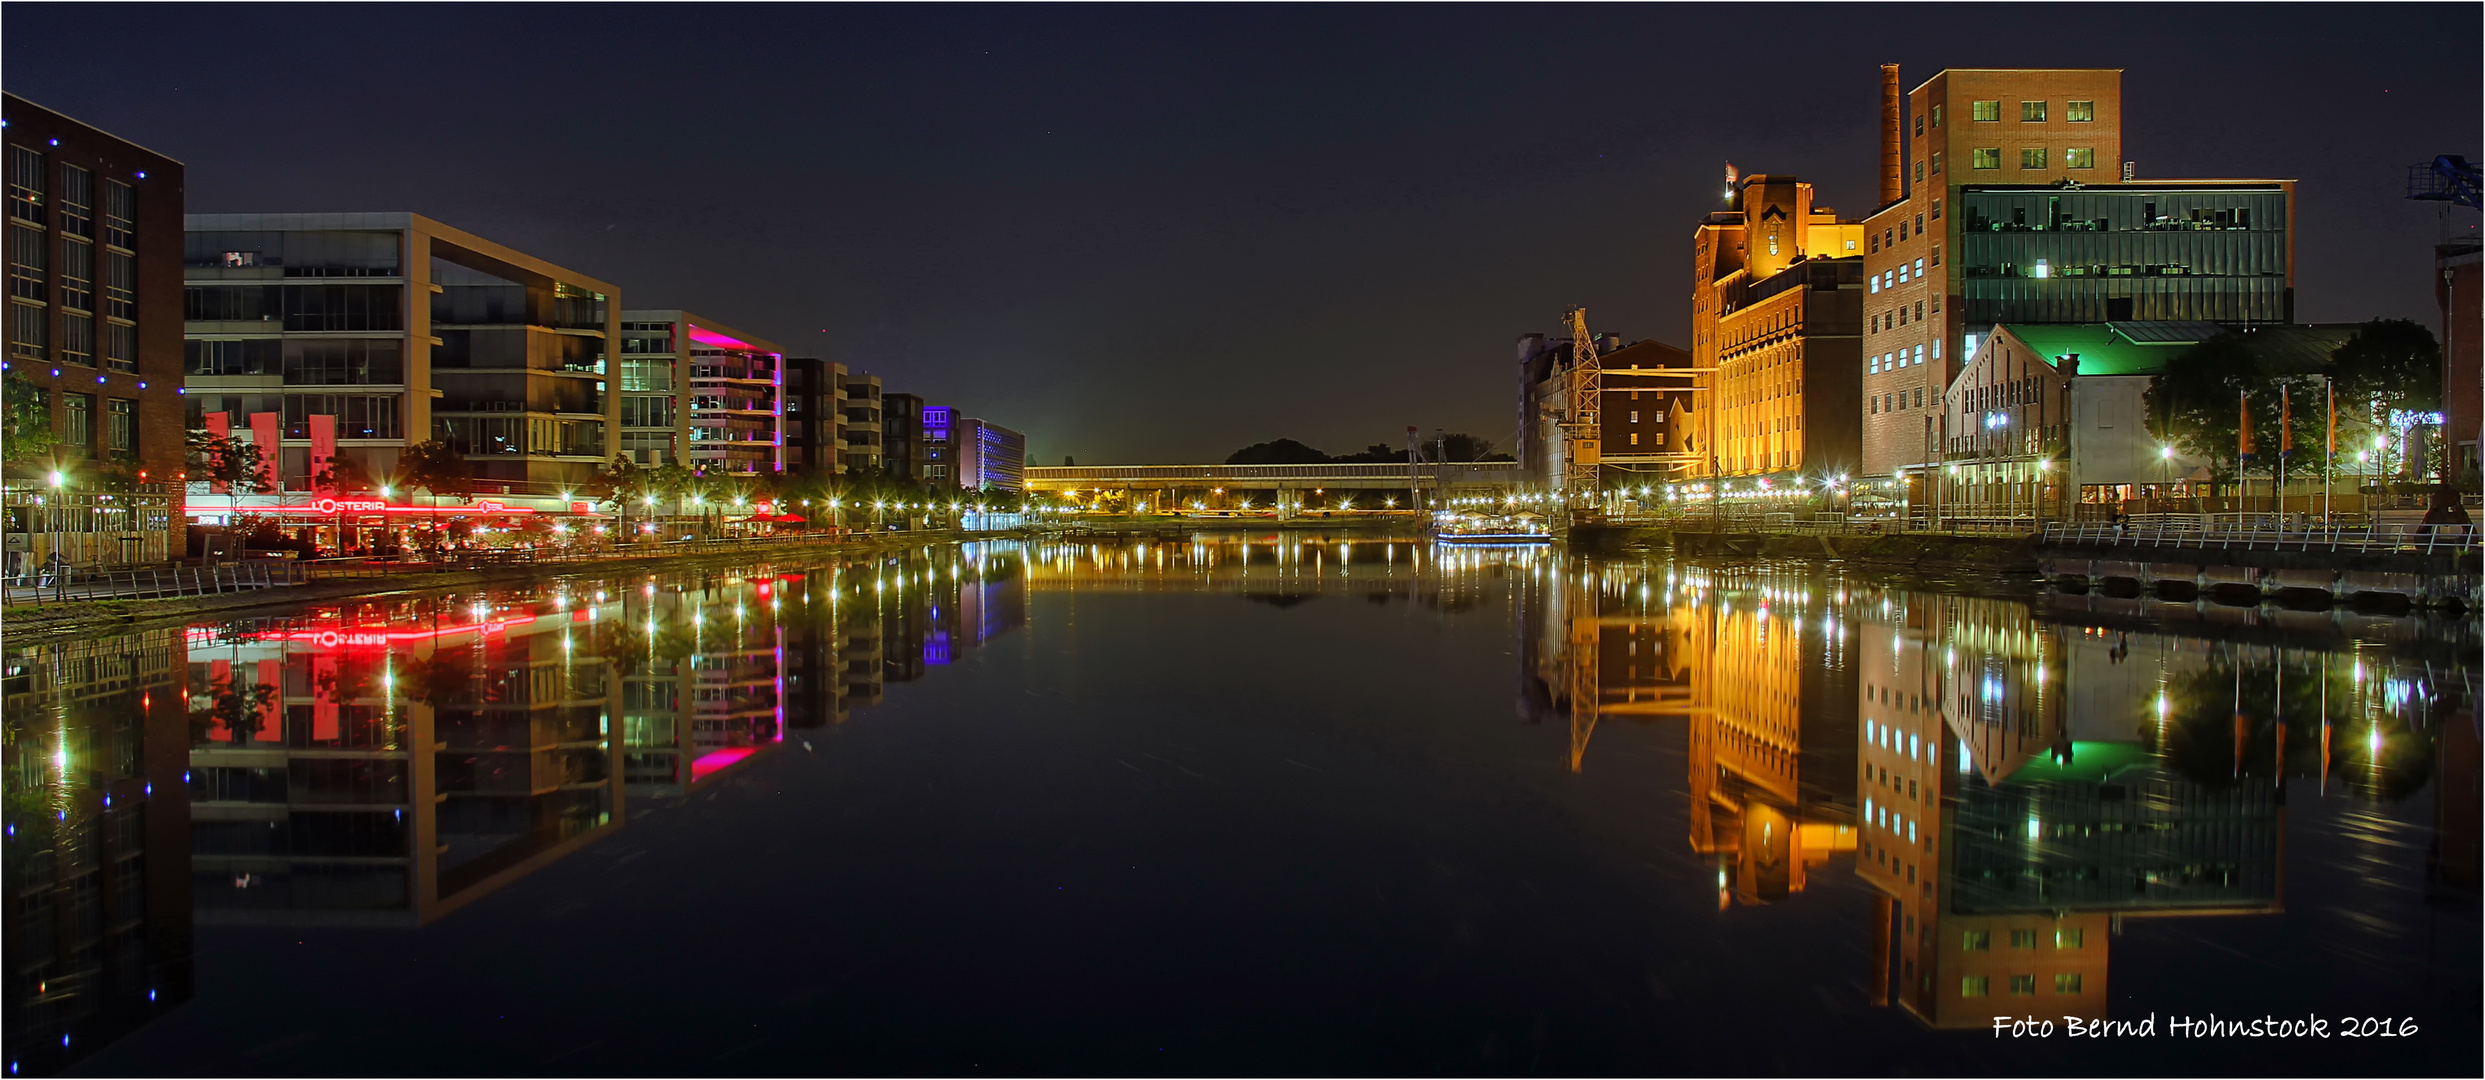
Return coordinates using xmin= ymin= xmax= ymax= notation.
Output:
xmin=782 ymin=356 xmax=849 ymax=478
xmin=1858 ymin=65 xmax=2296 ymax=493
xmin=920 ymin=404 xmax=957 ymax=487
xmin=1689 ymin=173 xmax=1867 ymax=482
xmin=617 ymin=310 xmax=782 ymax=474
xmin=841 ymin=372 xmax=883 ymax=477
xmin=2 ymin=93 xmax=188 ymax=567
xmin=181 ymin=213 xmax=621 ymax=505
xmin=882 ymin=391 xmax=927 ymax=482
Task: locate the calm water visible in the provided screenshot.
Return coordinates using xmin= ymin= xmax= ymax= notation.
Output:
xmin=6 ymin=534 xmax=2478 ymax=1076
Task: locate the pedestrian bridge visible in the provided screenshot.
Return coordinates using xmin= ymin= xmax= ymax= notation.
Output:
xmin=1024 ymin=463 xmax=1527 ymax=495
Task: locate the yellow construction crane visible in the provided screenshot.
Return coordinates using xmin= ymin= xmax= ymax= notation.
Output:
xmin=1560 ymin=306 xmax=1601 ymax=502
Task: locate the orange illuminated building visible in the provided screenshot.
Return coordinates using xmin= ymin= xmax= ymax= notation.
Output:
xmin=1689 ymin=174 xmax=1866 ymax=482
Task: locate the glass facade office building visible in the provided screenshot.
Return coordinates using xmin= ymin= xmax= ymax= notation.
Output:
xmin=1954 ymin=183 xmax=2291 ymax=325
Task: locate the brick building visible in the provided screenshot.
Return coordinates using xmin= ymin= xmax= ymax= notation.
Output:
xmin=1689 ymin=173 xmax=1866 ymax=485
xmin=2 ymin=93 xmax=188 ymax=569
xmin=1858 ymin=66 xmax=2296 ymax=511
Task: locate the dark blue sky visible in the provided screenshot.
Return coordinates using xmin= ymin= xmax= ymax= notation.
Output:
xmin=6 ymin=5 xmax=2476 ymax=463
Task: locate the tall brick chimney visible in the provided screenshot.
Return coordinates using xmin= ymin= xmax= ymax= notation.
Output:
xmin=1880 ymin=63 xmax=1903 ymax=206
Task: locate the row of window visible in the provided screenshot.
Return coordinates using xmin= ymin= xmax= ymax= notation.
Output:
xmin=1873 ymin=388 xmax=1928 ymax=415
xmin=10 ymin=222 xmax=138 ymax=317
xmin=8 ymin=148 xmax=137 ymax=247
xmin=1960 ymin=974 xmax=2085 ymax=998
xmin=187 ymin=394 xmax=407 ymax=439
xmin=43 ymin=392 xmax=141 ymax=456
xmin=1944 ymin=99 xmax=2096 ymax=125
xmin=9 ymin=300 xmax=137 ymax=370
xmin=1868 ymin=342 xmax=1942 ymax=375
xmin=185 ymin=338 xmax=405 ymax=383
xmin=1872 ymin=298 xmax=1935 ymax=334
xmin=1868 ymin=257 xmax=1936 ymax=295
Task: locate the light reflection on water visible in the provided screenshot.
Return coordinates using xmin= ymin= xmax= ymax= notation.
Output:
xmin=4 ymin=534 xmax=2476 ymax=1075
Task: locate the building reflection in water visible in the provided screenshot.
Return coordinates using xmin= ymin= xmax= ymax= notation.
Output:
xmin=1520 ymin=550 xmax=2464 ymax=1027
xmin=2 ymin=543 xmax=1027 ymax=1073
xmin=2 ymin=631 xmax=194 ymax=1077
xmin=1523 ymin=558 xmax=1858 ymax=907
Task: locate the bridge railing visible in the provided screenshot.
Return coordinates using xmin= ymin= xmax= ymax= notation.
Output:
xmin=2040 ymin=520 xmax=2481 ymax=555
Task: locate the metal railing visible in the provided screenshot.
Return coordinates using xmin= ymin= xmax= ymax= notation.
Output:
xmin=2 ymin=560 xmax=308 ymax=607
xmin=2040 ymin=520 xmax=2482 ymax=555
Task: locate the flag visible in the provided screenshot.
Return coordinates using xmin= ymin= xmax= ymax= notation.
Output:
xmin=2280 ymin=383 xmax=2294 ymax=455
xmin=2326 ymin=381 xmax=2337 ymax=457
xmin=2238 ymin=391 xmax=2255 ymax=460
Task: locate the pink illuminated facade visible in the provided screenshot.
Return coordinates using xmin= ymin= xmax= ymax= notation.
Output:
xmin=618 ymin=310 xmax=784 ymax=473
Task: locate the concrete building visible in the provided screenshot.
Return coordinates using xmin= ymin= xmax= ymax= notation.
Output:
xmin=1689 ymin=173 xmax=1867 ymax=483
xmin=921 ymin=404 xmax=958 ymax=487
xmin=782 ymin=356 xmax=850 ymax=479
xmin=1859 ymin=65 xmax=2296 ymax=501
xmin=881 ymin=391 xmax=927 ymax=482
xmin=953 ymin=416 xmax=1027 ymax=493
xmin=2 ymin=93 xmax=188 ymax=569
xmin=841 ymin=372 xmax=883 ymax=477
xmin=618 ymin=310 xmax=781 ymax=475
xmin=181 ymin=213 xmax=621 ymax=535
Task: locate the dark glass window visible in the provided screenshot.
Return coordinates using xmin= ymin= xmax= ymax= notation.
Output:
xmin=64 ymin=391 xmax=93 ymax=448
xmin=185 ymin=338 xmax=280 ymax=376
xmin=8 ymin=146 xmax=44 ymax=225
xmin=8 ymin=222 xmax=45 ymax=301
xmin=101 ymin=180 xmax=134 ymax=249
xmin=104 ymin=320 xmax=135 ymax=372
xmin=281 ymin=338 xmax=404 ymax=384
xmin=60 ymin=238 xmax=92 ymax=311
xmin=103 ymin=249 xmax=134 ymax=319
xmin=7 ymin=299 xmax=43 ymax=360
xmin=60 ymin=312 xmax=92 ymax=367
xmin=58 ymin=163 xmax=91 ymax=238
xmin=106 ymin=397 xmax=134 ymax=454
xmin=283 ymin=284 xmax=404 ymax=332
xmin=184 ymin=284 xmax=280 ymax=322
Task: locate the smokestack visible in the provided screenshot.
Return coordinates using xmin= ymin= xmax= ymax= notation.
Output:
xmin=1880 ymin=63 xmax=1903 ymax=206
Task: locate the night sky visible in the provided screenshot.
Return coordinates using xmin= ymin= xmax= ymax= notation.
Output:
xmin=5 ymin=5 xmax=2476 ymax=464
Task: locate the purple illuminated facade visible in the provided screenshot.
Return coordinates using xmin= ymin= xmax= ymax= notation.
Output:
xmin=619 ymin=310 xmax=783 ymax=473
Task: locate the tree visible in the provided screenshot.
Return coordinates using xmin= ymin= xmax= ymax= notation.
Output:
xmin=2328 ymin=318 xmax=2441 ymax=420
xmin=313 ymin=453 xmax=379 ymax=494
xmin=185 ymin=430 xmax=274 ymax=494
xmin=392 ymin=439 xmax=472 ymax=501
xmin=1332 ymin=443 xmax=1406 ymax=464
xmin=1437 ymin=433 xmax=1507 ymax=462
xmin=1225 ymin=438 xmax=1330 ymax=465
xmin=2143 ymin=334 xmax=2319 ymax=482
xmin=188 ymin=670 xmax=280 ymax=747
xmin=3 ymin=371 xmax=56 ymax=466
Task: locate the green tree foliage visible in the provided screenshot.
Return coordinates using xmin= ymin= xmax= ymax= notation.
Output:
xmin=313 ymin=453 xmax=380 ymax=494
xmin=2328 ymin=318 xmax=2441 ymax=420
xmin=2145 ymin=334 xmax=2322 ymax=481
xmin=2 ymin=370 xmax=56 ymax=466
xmin=391 ymin=439 xmax=473 ymax=501
xmin=184 ymin=430 xmax=275 ymax=494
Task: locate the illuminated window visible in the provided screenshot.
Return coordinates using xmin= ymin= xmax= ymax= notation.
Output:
xmin=1971 ymin=100 xmax=2000 ymax=122
xmin=2020 ymin=100 xmax=2047 ymax=122
xmin=1961 ymin=975 xmax=1990 ymax=997
xmin=2020 ymin=147 xmax=2047 ymax=169
xmin=2010 ymin=929 xmax=2038 ymax=949
xmin=2055 ymin=928 xmax=2084 ymax=949
xmin=64 ymin=392 xmax=93 ymax=450
xmin=2066 ymin=100 xmax=2094 ymax=122
xmin=1930 ymin=104 xmax=1943 ymax=126
xmin=2055 ymin=973 xmax=2083 ymax=994
xmin=1972 ymin=148 xmax=2001 ymax=170
xmin=1930 ymin=151 xmax=1942 ymax=175
xmin=1963 ymin=929 xmax=1991 ymax=951
xmin=7 ymin=146 xmax=44 ymax=225
xmin=2010 ymin=975 xmax=2037 ymax=995
xmin=1914 ymin=161 xmax=1924 ymax=183
xmin=2066 ymin=147 xmax=2095 ymax=169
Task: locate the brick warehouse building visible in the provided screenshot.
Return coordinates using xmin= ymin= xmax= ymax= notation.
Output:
xmin=2 ymin=93 xmax=188 ymax=571
xmin=1856 ymin=66 xmax=2296 ymax=513
xmin=1689 ymin=173 xmax=1867 ymax=484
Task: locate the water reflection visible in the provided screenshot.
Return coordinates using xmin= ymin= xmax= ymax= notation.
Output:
xmin=1521 ymin=548 xmax=2471 ymax=1033
xmin=4 ymin=543 xmax=1028 ymax=1074
xmin=3 ymin=533 xmax=2474 ymax=1073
